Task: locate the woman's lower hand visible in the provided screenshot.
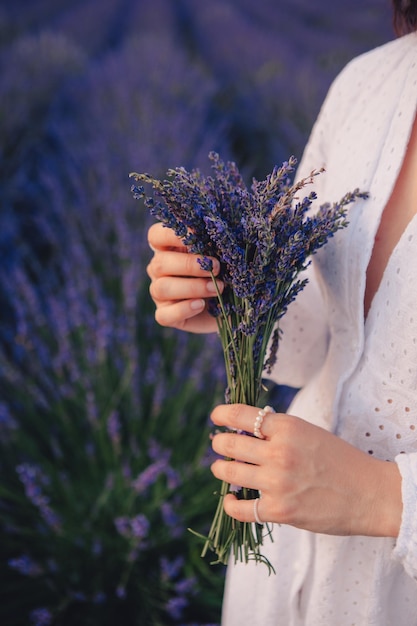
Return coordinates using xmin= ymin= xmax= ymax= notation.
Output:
xmin=210 ymin=403 xmax=402 ymax=538
xmin=147 ymin=223 xmax=222 ymax=333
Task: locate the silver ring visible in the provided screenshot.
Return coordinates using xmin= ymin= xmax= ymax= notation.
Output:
xmin=253 ymin=405 xmax=275 ymax=439
xmin=253 ymin=497 xmax=263 ymax=525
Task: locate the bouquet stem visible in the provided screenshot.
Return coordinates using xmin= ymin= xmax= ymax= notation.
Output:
xmin=201 ymin=479 xmax=274 ymax=572
xmin=198 ymin=274 xmax=275 ymax=572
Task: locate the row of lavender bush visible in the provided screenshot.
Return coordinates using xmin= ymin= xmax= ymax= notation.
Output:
xmin=0 ymin=1 xmax=393 ymax=624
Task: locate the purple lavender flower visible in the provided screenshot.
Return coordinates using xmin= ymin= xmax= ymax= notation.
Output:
xmin=29 ymin=608 xmax=53 ymax=626
xmin=107 ymin=410 xmax=121 ymax=447
xmin=130 ymin=514 xmax=150 ymax=540
xmin=0 ymin=402 xmax=17 ymax=439
xmin=86 ymin=390 xmax=99 ymax=425
xmin=131 ymin=459 xmax=169 ymax=493
xmin=8 ymin=555 xmax=42 ymax=577
xmin=114 ymin=514 xmax=150 ymax=541
xmin=92 ymin=591 xmax=106 ymax=605
xmin=16 ymin=464 xmax=62 ymax=532
xmin=175 ymin=576 xmax=197 ymax=595
xmin=72 ymin=592 xmax=87 ymax=602
xmin=114 ymin=516 xmax=131 ymax=539
xmin=165 ymin=595 xmax=188 ymax=620
xmin=166 ymin=466 xmax=181 ymax=490
xmin=122 ymin=461 xmax=132 ymax=480
xmin=161 ymin=502 xmax=183 ymax=537
xmin=160 ymin=556 xmax=185 ymax=582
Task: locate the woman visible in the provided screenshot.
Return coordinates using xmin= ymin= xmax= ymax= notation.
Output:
xmin=146 ymin=2 xmax=417 ymax=624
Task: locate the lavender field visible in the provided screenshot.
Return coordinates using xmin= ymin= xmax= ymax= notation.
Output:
xmin=0 ymin=1 xmax=394 ymax=625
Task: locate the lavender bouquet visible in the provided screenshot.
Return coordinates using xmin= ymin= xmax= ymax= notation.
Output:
xmin=130 ymin=152 xmax=366 ymax=569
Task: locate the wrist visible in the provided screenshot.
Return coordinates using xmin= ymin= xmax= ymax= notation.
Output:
xmin=368 ymin=459 xmax=402 ymax=538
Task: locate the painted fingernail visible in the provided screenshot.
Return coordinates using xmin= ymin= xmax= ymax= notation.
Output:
xmin=190 ymin=299 xmax=205 ymax=311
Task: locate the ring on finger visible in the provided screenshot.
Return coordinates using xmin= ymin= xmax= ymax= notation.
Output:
xmin=253 ymin=497 xmax=263 ymax=525
xmin=253 ymin=405 xmax=275 ymax=439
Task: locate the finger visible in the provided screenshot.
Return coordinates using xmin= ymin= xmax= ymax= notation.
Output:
xmin=148 ymin=222 xmax=186 ymax=252
xmin=149 ymin=276 xmax=222 ymax=303
xmin=211 ymin=458 xmax=261 ymax=491
xmin=154 ymin=299 xmax=216 ymax=330
xmin=211 ymin=431 xmax=264 ymax=466
xmin=211 ymin=403 xmax=278 ymax=440
xmin=147 ymin=251 xmax=220 ymax=280
xmin=222 ymin=493 xmax=269 ymax=524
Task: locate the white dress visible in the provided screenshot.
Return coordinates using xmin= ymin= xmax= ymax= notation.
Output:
xmin=222 ymin=32 xmax=417 ymax=626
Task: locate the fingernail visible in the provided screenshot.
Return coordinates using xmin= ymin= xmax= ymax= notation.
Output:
xmin=212 ymin=259 xmax=221 ymax=274
xmin=207 ymin=280 xmax=223 ymax=294
xmin=190 ymin=299 xmax=205 ymax=311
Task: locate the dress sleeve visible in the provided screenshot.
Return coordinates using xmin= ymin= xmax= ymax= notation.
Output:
xmin=393 ymin=452 xmax=417 ymax=579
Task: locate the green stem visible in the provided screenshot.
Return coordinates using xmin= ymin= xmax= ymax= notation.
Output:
xmin=197 ymin=275 xmax=276 ymax=572
xmin=210 ymin=272 xmax=248 ymax=404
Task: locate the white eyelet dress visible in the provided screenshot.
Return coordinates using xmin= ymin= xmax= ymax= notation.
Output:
xmin=221 ymin=32 xmax=417 ymax=626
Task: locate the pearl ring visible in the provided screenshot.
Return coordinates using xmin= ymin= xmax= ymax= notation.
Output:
xmin=253 ymin=405 xmax=275 ymax=439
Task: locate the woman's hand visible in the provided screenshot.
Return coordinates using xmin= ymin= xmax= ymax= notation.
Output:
xmin=147 ymin=223 xmax=222 ymax=333
xmin=210 ymin=403 xmax=403 ymax=538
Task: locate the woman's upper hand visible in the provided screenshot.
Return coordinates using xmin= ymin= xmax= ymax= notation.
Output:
xmin=147 ymin=223 xmax=221 ymax=333
xmin=210 ymin=403 xmax=403 ymax=538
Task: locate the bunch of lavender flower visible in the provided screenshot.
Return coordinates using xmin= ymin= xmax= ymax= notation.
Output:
xmin=131 ymin=151 xmax=367 ymax=568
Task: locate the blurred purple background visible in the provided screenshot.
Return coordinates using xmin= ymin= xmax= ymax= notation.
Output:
xmin=0 ymin=2 xmax=396 ymax=624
